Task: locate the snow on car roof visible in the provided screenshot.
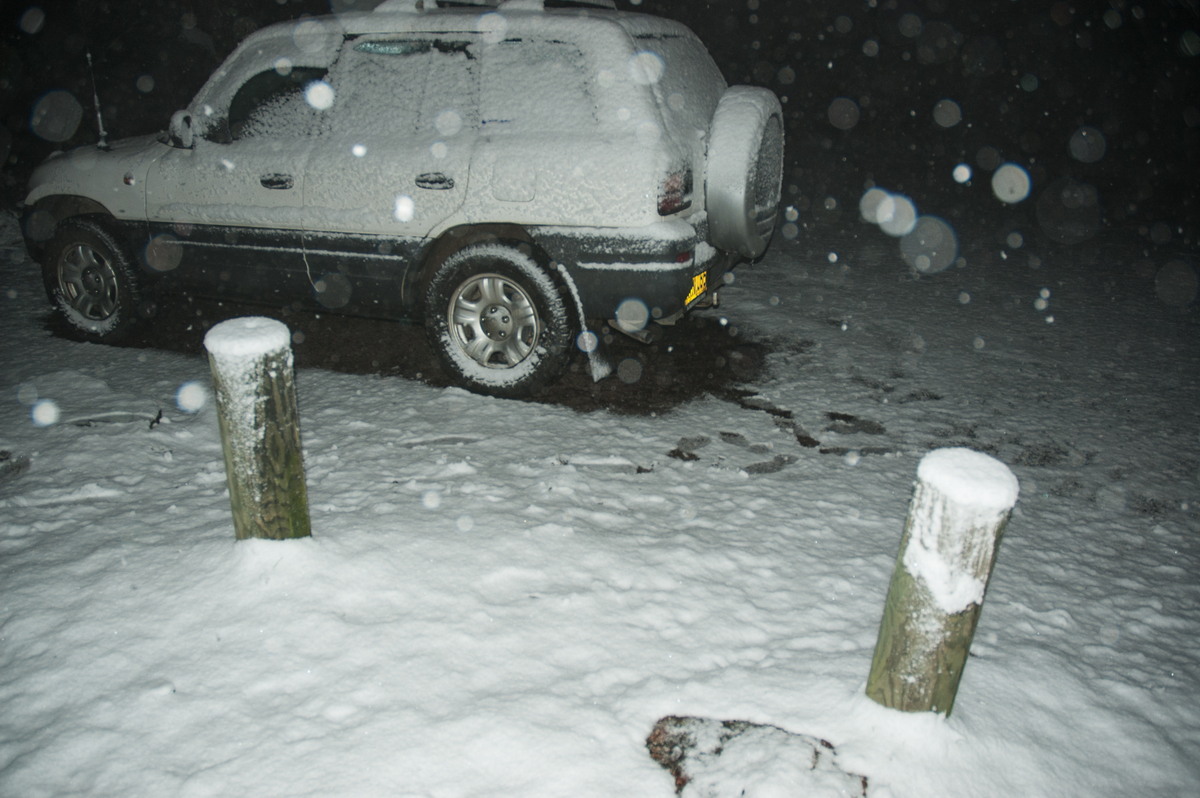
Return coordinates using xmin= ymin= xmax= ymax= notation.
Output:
xmin=192 ymin=0 xmax=704 ymax=120
xmin=233 ymin=0 xmax=689 ymax=46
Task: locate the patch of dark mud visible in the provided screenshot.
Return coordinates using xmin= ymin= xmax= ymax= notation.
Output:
xmin=45 ymin=297 xmax=769 ymax=415
xmin=716 ymin=388 xmax=795 ymax=419
xmin=824 ymin=411 xmax=887 ymax=435
xmin=0 ymin=450 xmax=32 ymax=482
xmin=931 ymin=422 xmax=978 ymax=440
xmin=1128 ymin=493 xmax=1178 ymax=516
xmin=743 ymin=454 xmax=796 ymax=473
xmin=818 ymin=445 xmax=896 ymax=457
xmin=718 ymin=431 xmax=773 ymax=453
xmin=897 ymin=388 xmax=943 ymax=403
xmin=850 ymin=373 xmax=896 ymax=394
xmin=668 ymin=435 xmax=711 ymax=461
xmin=793 ymin=428 xmax=822 ymax=447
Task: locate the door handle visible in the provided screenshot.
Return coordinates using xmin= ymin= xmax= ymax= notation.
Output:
xmin=260 ymin=174 xmax=294 ymax=190
xmin=415 ymin=172 xmax=454 ymax=190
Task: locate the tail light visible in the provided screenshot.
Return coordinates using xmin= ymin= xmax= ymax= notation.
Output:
xmin=657 ymin=168 xmax=693 ymax=216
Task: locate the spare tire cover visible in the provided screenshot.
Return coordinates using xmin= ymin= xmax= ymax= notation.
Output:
xmin=705 ymin=85 xmax=785 ymax=259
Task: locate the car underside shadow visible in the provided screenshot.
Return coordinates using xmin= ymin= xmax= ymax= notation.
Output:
xmin=43 ymin=294 xmax=769 ymax=415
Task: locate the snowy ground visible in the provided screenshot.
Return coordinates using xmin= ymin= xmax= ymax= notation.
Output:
xmin=1 ymin=208 xmax=1198 ymax=797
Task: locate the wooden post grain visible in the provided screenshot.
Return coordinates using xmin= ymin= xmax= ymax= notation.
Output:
xmin=866 ymin=448 xmax=1018 ymax=716
xmin=204 ymin=317 xmax=311 ymax=541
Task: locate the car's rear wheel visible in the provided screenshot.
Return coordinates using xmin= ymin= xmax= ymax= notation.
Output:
xmin=424 ymin=243 xmax=573 ymax=398
xmin=706 ymin=85 xmax=785 ymax=260
xmin=41 ymin=218 xmax=144 ymax=343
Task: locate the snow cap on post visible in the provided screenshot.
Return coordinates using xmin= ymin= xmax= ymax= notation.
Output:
xmin=904 ymin=447 xmax=1018 ymax=614
xmin=204 ymin=316 xmax=292 ymax=363
xmin=917 ymin=447 xmax=1020 ymax=516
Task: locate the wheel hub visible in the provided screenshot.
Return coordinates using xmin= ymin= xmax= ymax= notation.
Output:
xmin=480 ymin=304 xmax=513 ymax=340
xmin=82 ymin=266 xmax=106 ymax=296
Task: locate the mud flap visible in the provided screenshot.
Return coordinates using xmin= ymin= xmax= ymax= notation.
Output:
xmin=554 ymin=262 xmax=612 ymax=382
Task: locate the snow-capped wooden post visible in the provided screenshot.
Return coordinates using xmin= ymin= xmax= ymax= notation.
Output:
xmin=204 ymin=317 xmax=311 ymax=540
xmin=866 ymin=448 xmax=1018 ymax=716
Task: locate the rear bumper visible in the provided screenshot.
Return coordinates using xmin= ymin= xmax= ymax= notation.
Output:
xmin=530 ymin=216 xmax=739 ymax=322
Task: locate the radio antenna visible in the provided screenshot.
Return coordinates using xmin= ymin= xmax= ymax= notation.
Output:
xmin=86 ymin=50 xmax=109 ymax=150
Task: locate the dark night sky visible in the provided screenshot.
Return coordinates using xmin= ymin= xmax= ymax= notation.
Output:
xmin=3 ymin=0 xmax=1198 ymax=247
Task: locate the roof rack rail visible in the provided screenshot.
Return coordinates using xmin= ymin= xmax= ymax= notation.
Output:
xmin=498 ymin=0 xmax=618 ymax=10
xmin=372 ymin=0 xmax=617 ymax=12
xmin=372 ymin=0 xmax=502 ymax=13
xmin=545 ymin=0 xmax=617 ymax=8
xmin=371 ymin=0 xmax=425 ymax=13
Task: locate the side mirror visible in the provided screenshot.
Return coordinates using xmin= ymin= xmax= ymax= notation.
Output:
xmin=169 ymin=110 xmax=194 ymax=149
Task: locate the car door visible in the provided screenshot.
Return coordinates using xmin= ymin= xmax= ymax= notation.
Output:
xmin=299 ymin=36 xmax=479 ymax=316
xmin=144 ymin=62 xmax=330 ymax=303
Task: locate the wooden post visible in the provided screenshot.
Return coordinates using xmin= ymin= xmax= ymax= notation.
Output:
xmin=204 ymin=317 xmax=311 ymax=541
xmin=866 ymin=448 xmax=1018 ymax=716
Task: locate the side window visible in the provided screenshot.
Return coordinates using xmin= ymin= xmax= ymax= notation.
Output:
xmin=481 ymin=41 xmax=594 ymax=132
xmin=227 ymin=67 xmax=328 ymax=141
xmin=419 ymin=42 xmax=479 ymax=138
xmin=324 ymin=39 xmax=431 ymax=139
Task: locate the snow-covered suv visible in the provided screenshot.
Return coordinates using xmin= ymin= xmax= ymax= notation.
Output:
xmin=21 ymin=0 xmax=783 ymax=397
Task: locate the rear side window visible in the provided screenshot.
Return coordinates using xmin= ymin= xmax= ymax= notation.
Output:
xmin=480 ymin=40 xmax=595 ymax=133
xmin=324 ymin=37 xmax=478 ymax=139
xmin=325 ymin=39 xmax=429 ymax=139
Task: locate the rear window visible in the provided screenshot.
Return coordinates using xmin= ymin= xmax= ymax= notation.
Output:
xmin=634 ymin=33 xmax=725 ymax=134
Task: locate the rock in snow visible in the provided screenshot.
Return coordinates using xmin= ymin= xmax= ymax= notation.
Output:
xmin=647 ymin=715 xmax=869 ymax=797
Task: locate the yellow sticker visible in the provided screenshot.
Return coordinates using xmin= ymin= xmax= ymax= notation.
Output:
xmin=685 ymin=271 xmax=707 ymax=305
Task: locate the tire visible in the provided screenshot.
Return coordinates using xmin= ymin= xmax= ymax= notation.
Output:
xmin=705 ymin=85 xmax=785 ymax=259
xmin=42 ymin=218 xmax=143 ymax=343
xmin=424 ymin=243 xmax=574 ymax=398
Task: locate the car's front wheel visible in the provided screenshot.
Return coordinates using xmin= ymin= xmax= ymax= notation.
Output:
xmin=41 ymin=218 xmax=144 ymax=342
xmin=424 ymin=242 xmax=574 ymax=398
